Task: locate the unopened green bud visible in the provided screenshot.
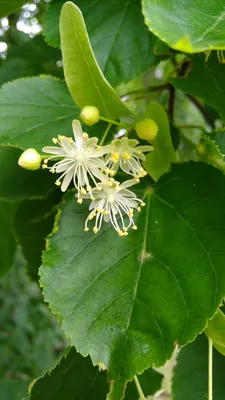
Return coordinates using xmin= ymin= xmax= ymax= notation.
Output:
xmin=18 ymin=148 xmax=42 ymax=171
xmin=135 ymin=118 xmax=158 ymax=141
xmin=80 ymin=106 xmax=100 ymax=126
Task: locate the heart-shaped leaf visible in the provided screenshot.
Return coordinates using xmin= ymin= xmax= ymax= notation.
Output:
xmin=40 ymin=162 xmax=225 ymax=399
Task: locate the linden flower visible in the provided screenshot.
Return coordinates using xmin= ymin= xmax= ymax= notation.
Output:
xmin=82 ymin=177 xmax=145 ymax=236
xmin=42 ymin=120 xmax=113 ymax=201
xmin=105 ymin=137 xmax=153 ymax=179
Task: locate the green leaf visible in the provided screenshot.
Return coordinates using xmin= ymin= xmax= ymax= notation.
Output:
xmin=172 ymin=334 xmax=225 ymax=400
xmin=196 ymin=135 xmax=225 ymax=172
xmin=40 ymin=162 xmax=225 ymax=400
xmin=205 ymin=309 xmax=225 ymax=356
xmin=0 ymin=0 xmax=27 ymax=18
xmin=0 ymin=146 xmax=56 ymax=201
xmin=209 ymin=129 xmax=225 ymax=155
xmin=14 ymin=195 xmax=61 ymax=279
xmin=171 ymin=54 xmax=225 ymax=123
xmin=143 ymin=102 xmax=177 ymax=181
xmin=44 ymin=0 xmax=157 ymax=86
xmin=142 ymin=0 xmax=225 ymax=53
xmin=0 ymin=77 xmax=78 ymax=151
xmin=59 ymin=2 xmax=131 ymax=119
xmin=0 ymin=34 xmax=63 ymax=86
xmin=0 ymin=201 xmax=17 ymax=277
xmin=28 ymin=347 xmax=109 ymax=399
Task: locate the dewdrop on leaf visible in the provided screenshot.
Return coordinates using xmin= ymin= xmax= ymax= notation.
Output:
xmin=135 ymin=118 xmax=158 ymax=142
xmin=80 ymin=106 xmax=100 ymax=126
xmin=18 ymin=148 xmax=42 ymax=171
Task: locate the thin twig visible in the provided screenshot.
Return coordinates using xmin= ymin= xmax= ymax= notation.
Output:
xmin=187 ymin=95 xmax=215 ymax=129
xmin=168 ymin=83 xmax=175 ymax=122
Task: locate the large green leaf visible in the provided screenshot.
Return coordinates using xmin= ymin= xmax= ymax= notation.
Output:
xmin=0 ymin=202 xmax=17 ymax=277
xmin=59 ymin=2 xmax=131 ymax=119
xmin=0 ymin=77 xmax=78 ymax=151
xmin=172 ymin=334 xmax=225 ymax=400
xmin=40 ymin=162 xmax=225 ymax=400
xmin=44 ymin=0 xmax=157 ymax=86
xmin=143 ymin=102 xmax=177 ymax=181
xmin=0 ymin=0 xmax=27 ymax=18
xmin=28 ymin=347 xmax=163 ymax=400
xmin=205 ymin=309 xmax=225 ymax=356
xmin=171 ymin=54 xmax=225 ymax=122
xmin=0 ymin=147 xmax=56 ymax=201
xmin=142 ymin=0 xmax=225 ymax=53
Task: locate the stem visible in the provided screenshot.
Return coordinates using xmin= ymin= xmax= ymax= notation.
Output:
xmin=168 ymin=83 xmax=175 ymax=122
xmin=99 ymin=123 xmax=112 ymax=146
xmin=133 ymin=376 xmax=146 ymax=400
xmin=99 ymin=116 xmax=126 ymax=127
xmin=208 ymin=337 xmax=213 ymax=400
xmin=187 ymin=95 xmax=215 ymax=129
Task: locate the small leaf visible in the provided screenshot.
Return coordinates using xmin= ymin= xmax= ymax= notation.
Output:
xmin=44 ymin=0 xmax=158 ymax=86
xmin=59 ymin=2 xmax=131 ymax=119
xmin=0 ymin=146 xmax=56 ymax=201
xmin=40 ymin=162 xmax=225 ymax=400
xmin=196 ymin=135 xmax=225 ymax=172
xmin=0 ymin=77 xmax=78 ymax=151
xmin=0 ymin=201 xmax=17 ymax=277
xmin=205 ymin=309 xmax=225 ymax=356
xmin=143 ymin=102 xmax=177 ymax=181
xmin=209 ymin=129 xmax=225 ymax=155
xmin=172 ymin=334 xmax=225 ymax=400
xmin=0 ymin=0 xmax=27 ymax=18
xmin=142 ymin=0 xmax=225 ymax=53
xmin=171 ymin=54 xmax=225 ymax=123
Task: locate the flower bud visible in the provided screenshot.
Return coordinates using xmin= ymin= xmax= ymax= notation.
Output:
xmin=18 ymin=148 xmax=42 ymax=171
xmin=135 ymin=118 xmax=158 ymax=141
xmin=80 ymin=106 xmax=100 ymax=126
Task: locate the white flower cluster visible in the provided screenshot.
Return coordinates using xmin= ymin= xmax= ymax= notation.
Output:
xmin=42 ymin=120 xmax=153 ymax=236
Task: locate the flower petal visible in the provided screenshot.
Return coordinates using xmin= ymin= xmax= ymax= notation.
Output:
xmin=61 ymin=169 xmax=74 ymax=191
xmin=136 ymin=145 xmax=153 ymax=153
xmin=72 ymin=120 xmax=83 ymax=148
xmin=42 ymin=146 xmax=67 ymax=155
xmin=120 ymin=179 xmax=137 ymax=189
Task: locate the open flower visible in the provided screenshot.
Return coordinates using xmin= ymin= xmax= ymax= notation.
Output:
xmin=82 ymin=177 xmax=145 ymax=236
xmin=105 ymin=137 xmax=153 ymax=179
xmin=42 ymin=120 xmax=112 ymax=200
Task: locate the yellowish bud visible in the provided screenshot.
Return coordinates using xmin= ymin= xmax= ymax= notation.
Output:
xmin=18 ymin=148 xmax=42 ymax=171
xmin=135 ymin=118 xmax=159 ymax=141
xmin=80 ymin=106 xmax=100 ymax=126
